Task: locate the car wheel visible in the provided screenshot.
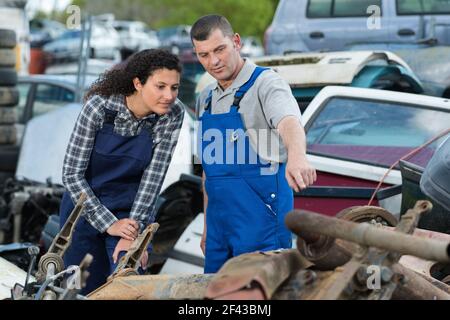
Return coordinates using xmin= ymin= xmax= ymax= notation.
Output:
xmin=0 ymin=125 xmax=16 ymax=145
xmin=0 ymin=108 xmax=15 ymax=124
xmin=0 ymin=49 xmax=16 ymax=67
xmin=0 ymin=68 xmax=17 ymax=86
xmin=0 ymin=87 xmax=19 ymax=106
xmin=0 ymin=29 xmax=16 ymax=48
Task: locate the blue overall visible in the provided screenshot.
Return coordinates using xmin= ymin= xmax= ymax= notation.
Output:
xmin=200 ymin=67 xmax=293 ymax=273
xmin=59 ymin=109 xmax=153 ymax=294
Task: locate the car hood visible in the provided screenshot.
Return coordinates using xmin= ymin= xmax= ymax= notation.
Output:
xmin=15 ymin=103 xmax=81 ymax=186
xmin=0 ymin=256 xmax=33 ymax=300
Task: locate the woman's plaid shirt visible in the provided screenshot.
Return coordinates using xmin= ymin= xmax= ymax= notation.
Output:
xmin=62 ymin=94 xmax=185 ymax=233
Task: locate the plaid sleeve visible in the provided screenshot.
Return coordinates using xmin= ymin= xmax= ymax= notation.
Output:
xmin=129 ymin=101 xmax=185 ymax=230
xmin=62 ymin=95 xmax=118 ymax=233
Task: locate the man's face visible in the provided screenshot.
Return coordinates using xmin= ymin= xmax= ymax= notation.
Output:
xmin=193 ymin=28 xmax=242 ymax=82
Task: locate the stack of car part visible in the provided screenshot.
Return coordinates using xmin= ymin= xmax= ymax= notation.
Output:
xmin=0 ymin=29 xmax=20 ymax=185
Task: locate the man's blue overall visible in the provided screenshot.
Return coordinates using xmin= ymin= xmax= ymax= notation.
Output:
xmin=59 ymin=109 xmax=153 ymax=294
xmin=200 ymin=67 xmax=293 ymax=273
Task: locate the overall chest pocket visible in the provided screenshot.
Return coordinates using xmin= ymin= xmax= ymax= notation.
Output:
xmin=94 ymin=131 xmax=151 ymax=161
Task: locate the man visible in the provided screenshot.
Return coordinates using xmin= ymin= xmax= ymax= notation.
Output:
xmin=192 ymin=15 xmax=316 ymax=273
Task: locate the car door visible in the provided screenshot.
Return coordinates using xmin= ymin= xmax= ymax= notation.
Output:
xmin=390 ymin=0 xmax=450 ymax=44
xmin=302 ymin=0 xmax=390 ymax=51
xmin=31 ymin=83 xmax=75 ymax=120
xmin=385 ymin=0 xmax=422 ymax=42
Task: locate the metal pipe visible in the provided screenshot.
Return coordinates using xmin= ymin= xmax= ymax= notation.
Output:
xmin=286 ymin=210 xmax=450 ymax=263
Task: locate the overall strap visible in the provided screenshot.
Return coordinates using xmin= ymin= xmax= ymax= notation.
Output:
xmin=232 ymin=66 xmax=269 ymax=110
xmin=204 ymin=90 xmax=213 ymax=113
xmin=103 ymin=109 xmax=118 ymax=125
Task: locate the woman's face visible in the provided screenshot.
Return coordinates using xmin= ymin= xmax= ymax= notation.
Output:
xmin=136 ymin=68 xmax=180 ymax=115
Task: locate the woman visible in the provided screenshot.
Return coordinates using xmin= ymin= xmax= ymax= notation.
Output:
xmin=59 ymin=49 xmax=185 ymax=294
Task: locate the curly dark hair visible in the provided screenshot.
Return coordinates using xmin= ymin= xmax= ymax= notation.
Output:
xmin=85 ymin=49 xmax=182 ymax=101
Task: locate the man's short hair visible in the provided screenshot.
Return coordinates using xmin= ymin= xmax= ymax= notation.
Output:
xmin=191 ymin=14 xmax=234 ymax=42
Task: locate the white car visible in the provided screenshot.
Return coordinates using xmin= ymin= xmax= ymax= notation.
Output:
xmin=43 ymin=23 xmax=121 ymax=63
xmin=113 ymin=21 xmax=160 ymax=52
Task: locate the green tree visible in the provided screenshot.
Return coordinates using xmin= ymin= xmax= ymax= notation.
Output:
xmin=71 ymin=0 xmax=277 ymax=40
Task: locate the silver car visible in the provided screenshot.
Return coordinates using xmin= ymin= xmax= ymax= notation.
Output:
xmin=265 ymin=0 xmax=450 ymax=55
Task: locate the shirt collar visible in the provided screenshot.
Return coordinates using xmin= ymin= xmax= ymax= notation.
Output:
xmin=213 ymin=58 xmax=257 ymax=92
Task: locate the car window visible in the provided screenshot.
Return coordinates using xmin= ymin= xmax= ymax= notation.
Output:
xmin=306 ymin=97 xmax=450 ymax=168
xmin=334 ymin=0 xmax=382 ymax=16
xmin=307 ymin=0 xmax=332 ymax=17
xmin=307 ymin=0 xmax=382 ymax=17
xmin=397 ymin=0 xmax=450 ymax=15
xmin=16 ymin=82 xmax=32 ymax=123
xmin=33 ymin=84 xmax=75 ymax=118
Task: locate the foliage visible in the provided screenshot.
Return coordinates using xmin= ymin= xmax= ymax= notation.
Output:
xmin=70 ymin=0 xmax=279 ymax=40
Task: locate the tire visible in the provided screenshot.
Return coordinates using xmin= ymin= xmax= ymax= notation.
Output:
xmin=0 ymin=107 xmax=16 ymax=124
xmin=0 ymin=87 xmax=19 ymax=106
xmin=0 ymin=29 xmax=16 ymax=48
xmin=0 ymin=145 xmax=19 ymax=171
xmin=0 ymin=125 xmax=16 ymax=145
xmin=0 ymin=68 xmax=17 ymax=86
xmin=0 ymin=48 xmax=16 ymax=67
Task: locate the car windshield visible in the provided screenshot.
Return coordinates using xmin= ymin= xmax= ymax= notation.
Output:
xmin=306 ymin=97 xmax=450 ymax=168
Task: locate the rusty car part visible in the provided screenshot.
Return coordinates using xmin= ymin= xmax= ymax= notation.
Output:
xmin=296 ymin=206 xmax=397 ymax=271
xmin=391 ymin=263 xmax=450 ymax=300
xmin=36 ymin=193 xmax=86 ymax=281
xmin=336 ymin=205 xmax=398 ymax=226
xmin=204 ymin=249 xmax=313 ymax=300
xmin=88 ymin=274 xmax=214 ymax=300
xmin=295 ymin=202 xmax=432 ymax=271
xmin=286 ymin=202 xmax=450 ymax=264
xmin=109 ymin=223 xmax=159 ymax=280
xmin=285 ymin=201 xmax=450 ymax=300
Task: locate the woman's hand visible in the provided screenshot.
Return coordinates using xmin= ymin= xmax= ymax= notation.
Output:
xmin=112 ymin=238 xmax=133 ymax=264
xmin=106 ymin=218 xmax=139 ymax=241
xmin=112 ymin=238 xmax=149 ymax=269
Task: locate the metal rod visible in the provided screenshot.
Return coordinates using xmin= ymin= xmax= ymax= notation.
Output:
xmin=285 ymin=210 xmax=450 ymax=263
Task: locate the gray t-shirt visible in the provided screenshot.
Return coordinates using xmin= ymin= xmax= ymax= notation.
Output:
xmin=196 ymin=59 xmax=301 ymax=163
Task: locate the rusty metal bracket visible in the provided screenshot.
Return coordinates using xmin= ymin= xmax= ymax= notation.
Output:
xmin=37 ymin=193 xmax=86 ymax=281
xmin=109 ymin=223 xmax=159 ymax=280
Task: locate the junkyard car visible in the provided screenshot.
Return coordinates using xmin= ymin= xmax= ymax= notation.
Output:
xmin=265 ymin=0 xmax=450 ymax=55
xmin=196 ymin=50 xmax=424 ymax=113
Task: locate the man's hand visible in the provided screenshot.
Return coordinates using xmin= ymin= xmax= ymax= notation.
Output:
xmin=278 ymin=116 xmax=317 ymax=192
xmin=106 ymin=218 xmax=139 ymax=241
xmin=286 ymin=154 xmax=317 ymax=192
